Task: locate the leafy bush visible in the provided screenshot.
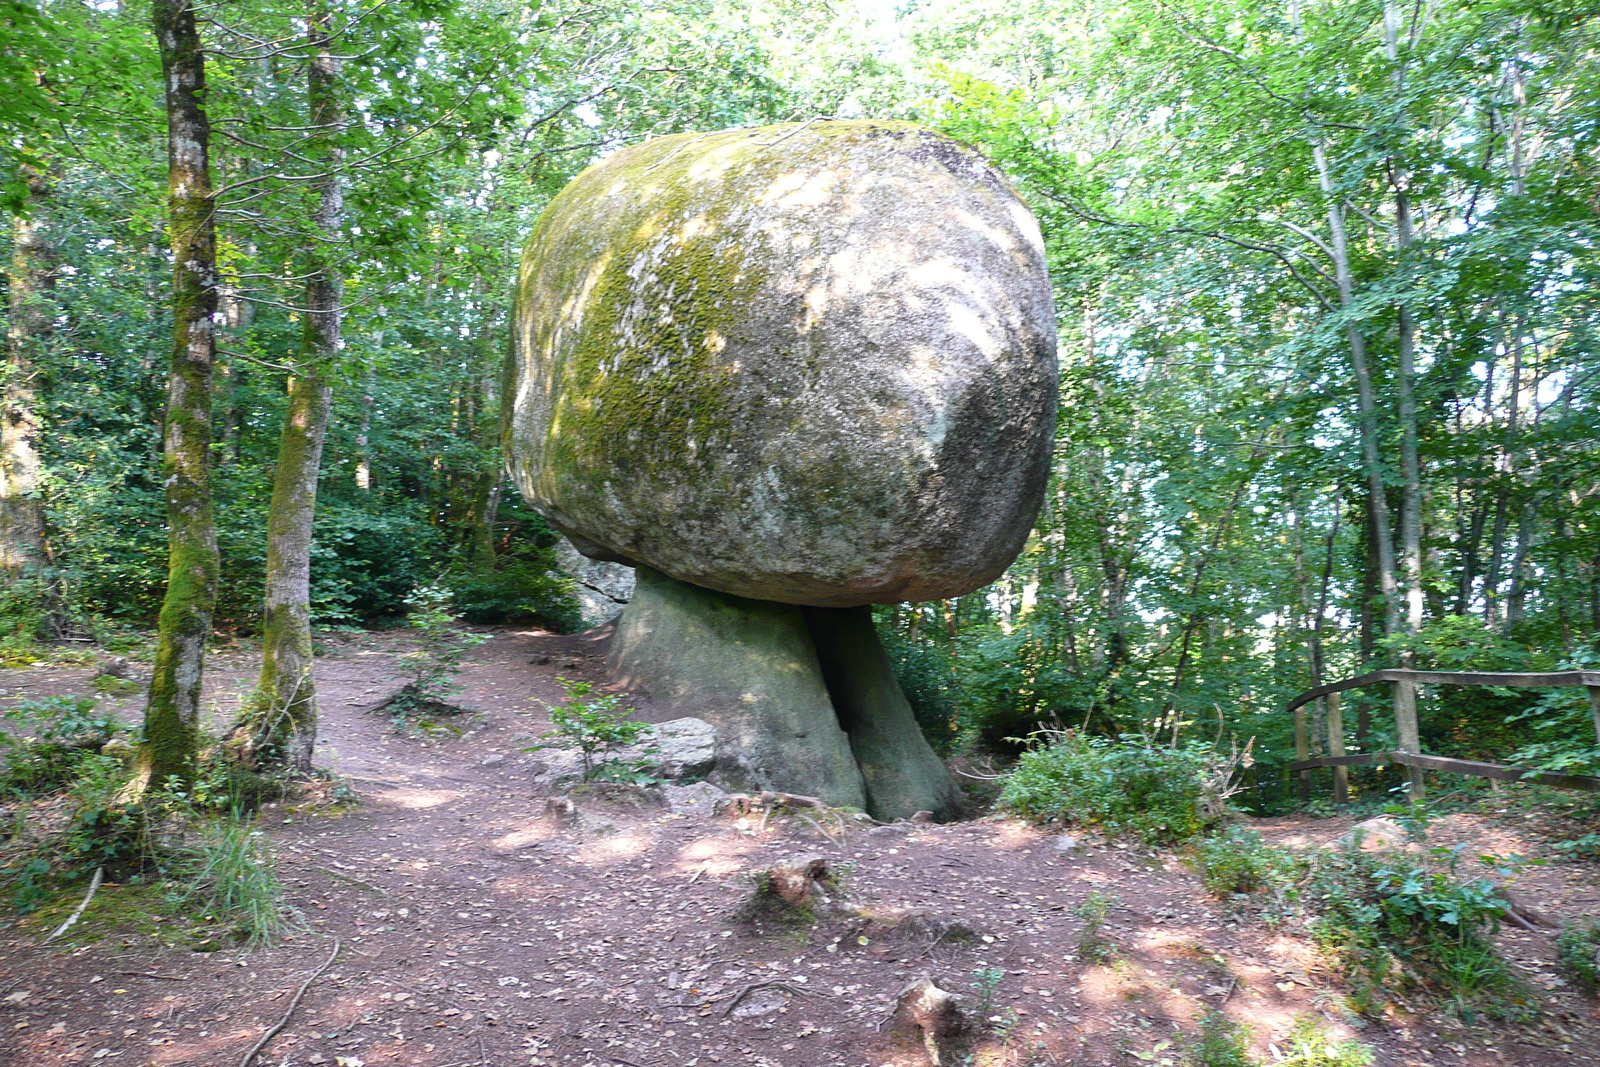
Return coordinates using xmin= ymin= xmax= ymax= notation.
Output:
xmin=1558 ymin=918 xmax=1600 ymax=991
xmin=1183 ymin=1010 xmax=1252 ymax=1067
xmin=999 ymin=733 xmax=1235 ymax=844
xmin=1272 ymin=1017 xmax=1374 ymax=1067
xmin=528 ymin=677 xmax=653 ymax=781
xmin=1195 ymin=827 xmax=1301 ymax=900
xmin=952 ymin=622 xmax=1075 ymax=750
xmin=1073 ymin=889 xmax=1118 ymax=964
xmin=0 ymin=577 xmax=49 ymax=665
xmin=0 ymin=696 xmax=124 ymax=798
xmin=1305 ymin=842 xmax=1523 ymax=1020
xmin=450 ymin=546 xmax=583 ymax=632
xmin=381 ymin=583 xmax=487 ymax=728
xmin=878 ymin=621 xmax=962 ymax=754
xmin=310 ymin=503 xmax=440 ymax=624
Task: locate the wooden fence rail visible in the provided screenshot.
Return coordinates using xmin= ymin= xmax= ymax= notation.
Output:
xmin=1284 ymin=669 xmax=1600 ymax=802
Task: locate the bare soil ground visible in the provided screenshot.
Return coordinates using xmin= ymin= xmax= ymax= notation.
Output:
xmin=0 ymin=626 xmax=1596 ymax=1067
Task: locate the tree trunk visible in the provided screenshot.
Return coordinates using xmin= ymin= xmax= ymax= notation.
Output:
xmin=2 ymin=164 xmax=53 ymax=580
xmin=251 ymin=2 xmax=341 ymax=774
xmin=1385 ymin=0 xmax=1424 ymax=643
xmin=141 ymin=0 xmax=220 ymax=790
xmin=1314 ymin=143 xmax=1401 ymax=640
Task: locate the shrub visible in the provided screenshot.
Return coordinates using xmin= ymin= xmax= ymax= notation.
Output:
xmin=1073 ymin=889 xmax=1117 ymax=964
xmin=1558 ymin=918 xmax=1600 ymax=991
xmin=878 ymin=622 xmax=962 ymax=754
xmin=1273 ymin=1017 xmax=1374 ymax=1067
xmin=1305 ymin=842 xmax=1523 ymax=1020
xmin=0 ymin=696 xmax=124 ymax=799
xmin=1184 ymin=1010 xmax=1252 ymax=1067
xmin=527 ymin=677 xmax=652 ymax=781
xmin=450 ymin=546 xmax=583 ymax=632
xmin=1195 ymin=827 xmax=1301 ymax=901
xmin=999 ymin=733 xmax=1236 ymax=844
xmin=381 ymin=583 xmax=487 ymax=728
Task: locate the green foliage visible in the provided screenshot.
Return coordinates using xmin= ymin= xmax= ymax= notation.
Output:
xmin=1000 ymin=733 xmax=1233 ymax=844
xmin=1557 ymin=919 xmax=1600 ymax=991
xmin=970 ymin=965 xmax=1006 ymax=1018
xmin=1183 ymin=1010 xmax=1252 ymax=1067
xmin=1503 ymin=652 xmax=1600 ymax=777
xmin=382 ymin=583 xmax=488 ymax=729
xmin=450 ymin=544 xmax=583 ymax=632
xmin=165 ymin=815 xmax=294 ymax=946
xmin=0 ymin=578 xmax=49 ymax=665
xmin=1195 ymin=827 xmax=1301 ymax=901
xmin=877 ymin=619 xmax=962 ymax=754
xmin=0 ymin=696 xmax=124 ymax=798
xmin=528 ymin=677 xmax=653 ymax=782
xmin=1072 ymin=889 xmax=1117 ymax=964
xmin=1305 ymin=842 xmax=1523 ymax=1020
xmin=0 ymin=715 xmax=292 ymax=941
xmin=1272 ymin=1018 xmax=1374 ymax=1067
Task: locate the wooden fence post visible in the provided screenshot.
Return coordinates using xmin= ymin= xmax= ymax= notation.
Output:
xmin=1326 ymin=691 xmax=1348 ymax=804
xmin=1394 ymin=677 xmax=1424 ymax=800
xmin=1294 ymin=695 xmax=1311 ymax=801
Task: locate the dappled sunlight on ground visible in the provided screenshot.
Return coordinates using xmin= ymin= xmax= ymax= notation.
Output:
xmin=570 ymin=832 xmax=653 ymax=867
xmin=372 ymin=787 xmax=463 ymax=810
xmin=673 ymin=832 xmax=762 ymax=877
xmin=491 ymin=821 xmax=560 ymax=851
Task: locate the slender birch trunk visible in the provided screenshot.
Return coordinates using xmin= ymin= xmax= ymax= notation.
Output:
xmin=2 ymin=165 xmax=52 ymax=579
xmin=1385 ymin=0 xmax=1425 ymax=641
xmin=141 ymin=0 xmax=220 ymax=790
xmin=251 ymin=3 xmax=341 ymax=773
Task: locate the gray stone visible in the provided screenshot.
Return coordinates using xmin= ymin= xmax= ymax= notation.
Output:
xmin=507 ymin=119 xmax=1057 ymax=608
xmin=1053 ymin=834 xmax=1083 ymax=853
xmin=1340 ymin=816 xmax=1409 ymax=851
xmin=662 ymin=780 xmax=728 ymax=817
xmin=609 ymin=566 xmax=868 ymax=810
xmin=642 ymin=717 xmax=717 ymax=780
xmin=555 ymin=536 xmax=636 ymax=625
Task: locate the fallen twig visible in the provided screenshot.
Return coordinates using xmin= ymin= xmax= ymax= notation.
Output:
xmin=115 ymin=971 xmax=188 ymax=981
xmin=238 ymin=937 xmax=341 ymax=1067
xmin=720 ymin=978 xmax=823 ymax=1016
xmin=43 ymin=867 xmax=103 ymax=945
xmin=313 ymin=866 xmax=390 ymax=895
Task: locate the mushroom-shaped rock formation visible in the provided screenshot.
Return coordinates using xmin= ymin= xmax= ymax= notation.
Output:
xmin=507 ymin=120 xmax=1058 ymax=820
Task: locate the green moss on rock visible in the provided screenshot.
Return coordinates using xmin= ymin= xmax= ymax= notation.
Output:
xmin=508 ymin=120 xmax=1058 ymax=607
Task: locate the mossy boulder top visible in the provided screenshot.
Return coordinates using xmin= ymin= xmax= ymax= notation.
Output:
xmin=507 ymin=119 xmax=1057 ymax=607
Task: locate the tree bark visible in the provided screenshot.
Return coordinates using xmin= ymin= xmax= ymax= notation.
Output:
xmin=2 ymin=164 xmax=53 ymax=580
xmin=141 ymin=0 xmax=220 ymax=790
xmin=252 ymin=2 xmax=341 ymax=774
xmin=1385 ymin=0 xmax=1424 ymax=643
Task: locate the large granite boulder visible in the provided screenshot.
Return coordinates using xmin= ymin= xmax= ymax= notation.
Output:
xmin=507 ymin=119 xmax=1057 ymax=608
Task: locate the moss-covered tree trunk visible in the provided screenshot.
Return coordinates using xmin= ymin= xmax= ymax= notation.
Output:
xmin=140 ymin=0 xmax=220 ymax=790
xmin=2 ymin=164 xmax=53 ymax=580
xmin=252 ymin=3 xmax=340 ymax=773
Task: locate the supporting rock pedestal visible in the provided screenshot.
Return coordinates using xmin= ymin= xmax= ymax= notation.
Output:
xmin=806 ymin=605 xmax=964 ymax=821
xmin=608 ymin=566 xmax=868 ymax=809
xmin=609 ymin=567 xmax=962 ymax=821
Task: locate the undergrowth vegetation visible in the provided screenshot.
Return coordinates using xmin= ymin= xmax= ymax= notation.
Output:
xmin=0 ymin=695 xmax=297 ymax=947
xmin=998 ymin=732 xmax=1242 ymax=844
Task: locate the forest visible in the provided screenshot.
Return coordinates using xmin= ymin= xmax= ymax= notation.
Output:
xmin=1 ymin=0 xmax=1599 ymax=1064
xmin=4 ymin=0 xmax=1599 ymax=789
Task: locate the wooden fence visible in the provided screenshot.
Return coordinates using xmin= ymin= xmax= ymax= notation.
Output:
xmin=1284 ymin=669 xmax=1600 ymax=802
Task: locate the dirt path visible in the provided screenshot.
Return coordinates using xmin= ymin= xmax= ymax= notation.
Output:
xmin=0 ymin=628 xmax=1596 ymax=1066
